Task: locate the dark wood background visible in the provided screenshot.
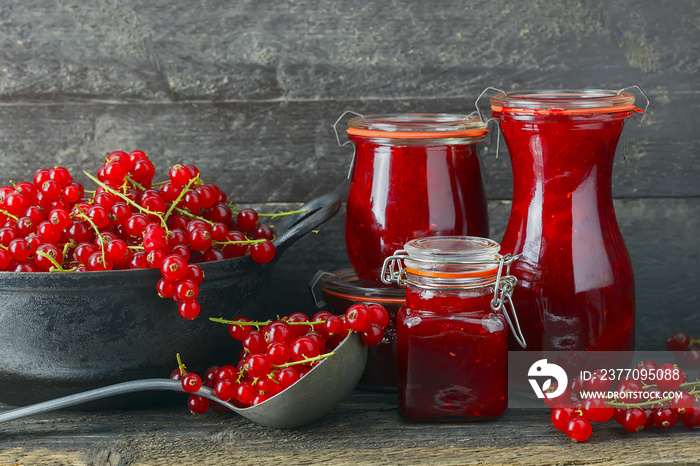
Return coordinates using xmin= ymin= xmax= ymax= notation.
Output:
xmin=0 ymin=0 xmax=698 ymax=350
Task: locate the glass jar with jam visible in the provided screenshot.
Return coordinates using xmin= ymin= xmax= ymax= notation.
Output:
xmin=343 ymin=113 xmax=490 ymax=283
xmin=381 ymin=236 xmax=525 ymax=421
xmin=488 ymin=88 xmax=647 ymax=352
xmin=310 ymin=267 xmax=405 ymax=391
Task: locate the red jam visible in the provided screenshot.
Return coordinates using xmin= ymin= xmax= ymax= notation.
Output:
xmin=385 ymin=236 xmax=515 ymax=421
xmin=318 ymin=268 xmax=404 ymax=391
xmin=398 ymin=287 xmax=508 ymax=420
xmin=491 ymin=90 xmax=639 ymax=351
xmin=345 ymin=114 xmax=489 ymax=283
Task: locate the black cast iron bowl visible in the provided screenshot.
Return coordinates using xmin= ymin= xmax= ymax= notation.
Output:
xmin=0 ymin=193 xmax=341 ymax=407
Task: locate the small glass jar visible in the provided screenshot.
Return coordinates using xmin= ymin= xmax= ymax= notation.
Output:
xmin=382 ymin=236 xmax=525 ymax=421
xmin=311 ymin=268 xmax=405 ymax=391
xmin=344 ymin=113 xmax=489 ymax=283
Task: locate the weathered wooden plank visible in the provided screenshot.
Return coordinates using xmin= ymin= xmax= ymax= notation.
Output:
xmin=0 ymin=391 xmax=698 ymax=465
xmin=267 ymin=198 xmax=700 ymax=351
xmin=0 ymin=99 xmax=697 ymax=201
xmin=0 ymin=1 xmax=697 ymax=101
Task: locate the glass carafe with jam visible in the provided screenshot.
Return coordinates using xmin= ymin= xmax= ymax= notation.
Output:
xmin=490 ymin=89 xmax=646 ymax=352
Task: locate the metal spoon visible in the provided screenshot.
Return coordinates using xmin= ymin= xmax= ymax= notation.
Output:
xmin=0 ymin=333 xmax=367 ymax=429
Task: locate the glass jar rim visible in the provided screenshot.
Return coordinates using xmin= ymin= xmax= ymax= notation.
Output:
xmin=347 ymin=113 xmax=488 ymax=139
xmin=403 ymin=236 xmax=501 ymax=279
xmin=490 ymin=89 xmax=638 ymax=114
xmin=320 ymin=268 xmax=405 ymax=303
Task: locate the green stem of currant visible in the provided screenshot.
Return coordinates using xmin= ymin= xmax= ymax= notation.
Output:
xmin=209 ymin=317 xmax=325 ymax=329
xmin=163 ymin=176 xmax=199 ymax=222
xmin=0 ymin=209 xmax=18 ymax=221
xmin=35 ymin=250 xmax=67 ymax=272
xmin=258 ymin=209 xmax=308 ymax=220
xmin=124 ymin=175 xmax=146 ymax=192
xmin=212 ymin=238 xmax=266 ymax=247
xmin=274 ymin=352 xmax=335 ymax=369
xmin=83 ymin=171 xmax=169 ymax=231
xmin=172 ymin=206 xmax=215 ymax=225
xmin=176 ymin=353 xmax=188 ymax=377
xmin=73 ymin=205 xmax=106 ymax=260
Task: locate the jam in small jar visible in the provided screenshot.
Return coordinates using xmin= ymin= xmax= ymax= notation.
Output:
xmin=382 ymin=236 xmax=525 ymax=421
xmin=344 ymin=113 xmax=489 ymax=283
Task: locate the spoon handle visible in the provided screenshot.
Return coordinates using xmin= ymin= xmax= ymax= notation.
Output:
xmin=0 ymin=378 xmax=236 ymax=424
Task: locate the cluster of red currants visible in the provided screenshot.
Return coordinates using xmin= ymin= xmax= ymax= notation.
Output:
xmin=546 ymin=361 xmax=700 ymax=442
xmin=666 ymin=331 xmax=700 ymax=368
xmin=172 ymin=304 xmax=390 ymax=414
xmin=0 ymin=151 xmax=280 ymax=320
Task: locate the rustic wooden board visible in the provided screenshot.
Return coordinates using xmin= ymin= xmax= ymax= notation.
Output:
xmin=0 ymin=99 xmax=697 ymax=202
xmin=0 ymin=391 xmax=698 ymax=465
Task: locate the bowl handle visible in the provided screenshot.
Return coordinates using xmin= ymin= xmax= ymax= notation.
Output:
xmin=271 ymin=193 xmax=341 ymax=257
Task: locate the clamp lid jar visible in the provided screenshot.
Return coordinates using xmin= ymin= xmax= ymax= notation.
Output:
xmin=382 ymin=236 xmax=525 ymax=421
xmin=342 ymin=113 xmax=490 ymax=284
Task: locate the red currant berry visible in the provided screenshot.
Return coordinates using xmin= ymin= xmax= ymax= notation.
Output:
xmin=175 ymin=279 xmax=199 ymax=301
xmin=581 ymin=397 xmax=614 ymax=423
xmin=263 ymin=321 xmax=295 ymax=345
xmin=367 ymin=304 xmax=390 ymax=329
xmin=49 ymin=166 xmax=72 ymax=187
xmin=161 ymin=254 xmax=189 ymax=281
xmin=228 ymin=318 xmax=252 ymax=340
xmin=666 ymin=332 xmax=692 ymax=351
xmin=87 ymin=252 xmax=114 ymax=271
xmin=131 ymin=159 xmax=155 ymax=183
xmin=33 ymin=243 xmax=63 ymax=271
xmin=129 ymin=251 xmax=149 ymax=269
xmin=214 ymin=377 xmax=236 ymax=402
xmin=245 ymin=354 xmax=273 ymax=378
xmin=345 ymin=303 xmax=372 ymax=333
xmin=242 ymin=331 xmax=268 ymax=354
xmin=178 ymin=299 xmax=201 ymax=319
xmin=188 ymin=227 xmax=212 ymax=252
xmin=266 ymin=342 xmax=292 ymax=366
xmin=361 ymin=324 xmax=385 ymax=346
xmin=8 ymin=238 xmax=32 ymax=261
xmin=181 ymin=373 xmax=202 ymax=393
xmin=290 ymin=336 xmax=321 ymax=362
xmin=653 ymin=407 xmax=679 ymax=429
xmin=276 ymin=367 xmax=300 ymax=390
xmin=37 ymin=221 xmax=61 ymax=244
xmin=621 ymin=407 xmax=647 ymax=432
xmin=551 ymin=404 xmax=577 ymax=431
xmin=186 ymin=263 xmax=204 ymax=284
xmin=566 ymin=417 xmax=592 ymax=442
xmin=250 ymin=239 xmax=275 ymax=264
xmin=187 ymin=394 xmax=209 ymax=414
xmin=156 ymin=278 xmax=176 ymax=299
xmin=235 ymin=382 xmax=256 ymax=406
xmin=237 ymin=208 xmax=259 ymax=232
xmin=169 ymin=164 xmax=193 ymax=186
xmin=324 ymin=315 xmax=347 ymax=336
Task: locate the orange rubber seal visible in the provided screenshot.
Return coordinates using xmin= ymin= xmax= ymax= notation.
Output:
xmin=491 ymin=105 xmax=642 ymax=115
xmin=322 ymin=289 xmax=405 ymax=305
xmin=406 ymin=267 xmax=497 ymax=279
xmin=346 ymin=127 xmax=489 ymax=139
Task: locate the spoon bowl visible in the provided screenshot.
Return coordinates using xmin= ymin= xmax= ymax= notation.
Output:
xmin=0 ymin=332 xmax=367 ymax=429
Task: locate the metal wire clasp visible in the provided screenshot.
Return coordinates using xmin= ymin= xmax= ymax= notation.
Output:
xmin=474 ymin=87 xmax=506 ymax=159
xmin=490 ymin=254 xmax=527 ymax=349
xmin=333 ymin=110 xmax=364 ymax=179
xmin=380 ymin=250 xmax=409 ymax=286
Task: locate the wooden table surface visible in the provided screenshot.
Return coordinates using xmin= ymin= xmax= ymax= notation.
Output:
xmin=0 ymin=390 xmax=697 ymax=465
